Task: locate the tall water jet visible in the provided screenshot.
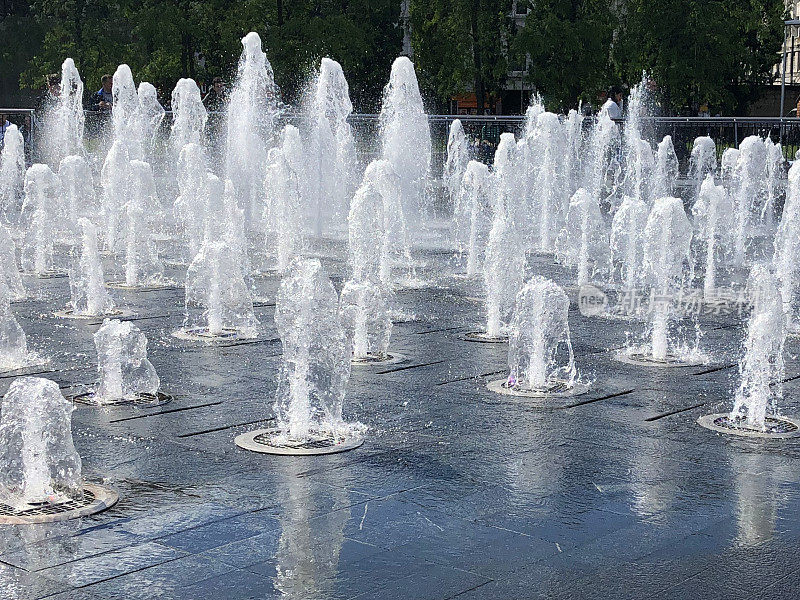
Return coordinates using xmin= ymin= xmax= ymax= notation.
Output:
xmin=169 ymin=78 xmax=207 ymax=159
xmin=555 ymin=188 xmax=609 ymax=287
xmin=488 ymin=277 xmax=587 ymax=399
xmin=623 ymin=197 xmax=695 ymax=365
xmin=173 ymin=143 xmax=209 ymax=260
xmin=85 ymin=319 xmax=165 ymax=405
xmin=100 ymin=141 xmax=130 ymax=253
xmin=339 ymin=279 xmax=396 ymax=364
xmin=0 ymin=124 xmax=25 ymax=223
xmin=111 ymin=66 xmax=164 ymax=161
xmin=225 ymin=31 xmax=283 ymax=226
xmin=774 ymin=161 xmax=800 ymax=330
xmin=720 ymin=147 xmax=740 ymax=186
xmin=305 ymin=57 xmax=356 ymax=235
xmin=564 ymin=109 xmax=584 ymax=194
xmin=48 ymin=58 xmax=85 ymax=165
xmin=235 ymin=259 xmax=365 ymax=455
xmin=264 ymin=125 xmax=307 ymax=271
xmin=763 ymin=138 xmax=785 ymax=233
xmin=117 ymin=160 xmax=166 ymax=288
xmin=582 ymin=112 xmax=621 ymax=211
xmin=530 ymin=112 xmax=568 ymax=252
xmin=20 ymin=163 xmax=59 ymax=223
xmin=689 ymin=136 xmax=717 ymax=199
xmin=699 ymin=267 xmax=800 ymax=438
xmin=444 ymin=119 xmax=469 ymax=205
xmin=731 ymin=136 xmax=766 ymax=266
xmin=692 ymin=175 xmax=734 ymax=297
xmin=0 ymin=279 xmax=42 ymax=370
xmin=0 ymin=377 xmax=81 ymax=508
xmin=468 ymin=206 xmax=525 ymax=342
xmin=0 ymin=226 xmax=24 ymax=301
xmin=21 ymin=209 xmax=55 ymax=277
xmin=626 ymin=137 xmax=654 ymax=206
xmin=179 ymin=238 xmax=260 ymax=341
xmin=454 ymin=160 xmax=492 ymax=276
xmin=492 ymin=132 xmax=521 ymax=224
xmin=652 ymin=135 xmax=678 ymax=199
xmin=349 ymin=159 xmax=410 ymax=285
xmin=610 ymin=195 xmax=649 ymax=294
xmin=0 ymin=376 xmax=118 ymax=521
xmin=379 ymin=56 xmax=431 ymax=228
xmin=58 ymin=155 xmax=94 ymax=236
xmin=61 ymin=218 xmax=117 ymax=318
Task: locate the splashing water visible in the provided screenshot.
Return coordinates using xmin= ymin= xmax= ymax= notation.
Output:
xmin=730 ymin=266 xmax=786 ymax=430
xmin=0 ymin=278 xmax=32 ymax=369
xmin=508 ymin=277 xmax=578 ymax=391
xmin=0 ymin=226 xmax=24 ymax=301
xmin=774 ymin=161 xmax=800 ymax=329
xmin=339 ymin=279 xmax=393 ymax=360
xmin=273 ymin=258 xmax=364 ymax=442
xmin=100 ymin=141 xmax=130 ymax=253
xmin=123 ymin=160 xmax=164 ymax=287
xmin=58 ymin=155 xmax=95 ymax=238
xmin=0 ymin=377 xmax=82 ymax=509
xmin=225 ymin=32 xmax=283 ymax=227
xmin=692 ymin=175 xmax=733 ymax=297
xmin=483 ymin=208 xmax=525 ymax=338
xmin=731 ymin=136 xmax=766 ymax=266
xmin=688 ymin=136 xmax=717 ymax=199
xmin=69 ymin=218 xmax=115 ymax=316
xmin=47 ymin=58 xmax=85 ymax=166
xmin=0 ymin=124 xmax=25 ymax=223
xmin=305 ymin=57 xmax=356 ymax=235
xmin=379 ymin=57 xmax=431 ymax=229
xmin=652 ymin=135 xmax=678 ymax=199
xmin=610 ymin=195 xmax=649 ymax=292
xmin=556 ymin=188 xmax=609 ymax=286
xmin=173 ymin=143 xmax=209 ymax=259
xmin=170 ymin=78 xmax=208 ymax=159
xmin=444 ymin=119 xmax=469 ymax=205
xmin=641 ymin=197 xmax=693 ymax=360
xmin=93 ymin=319 xmax=160 ymax=403
xmin=455 ymin=160 xmax=491 ymax=276
xmin=530 ymin=112 xmax=568 ymax=252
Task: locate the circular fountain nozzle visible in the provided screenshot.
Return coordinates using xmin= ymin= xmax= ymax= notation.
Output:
xmin=615 ymin=351 xmax=705 ymax=368
xmin=697 ymin=413 xmax=800 ymax=439
xmin=351 ymin=352 xmax=406 ymax=366
xmin=487 ymin=378 xmax=589 ymax=406
xmin=172 ymin=327 xmax=245 ymax=342
xmin=0 ymin=483 xmax=118 ymax=524
xmin=72 ymin=391 xmax=172 ymax=407
xmin=235 ymin=428 xmax=363 ymax=455
xmin=54 ymin=308 xmax=134 ymax=320
xmin=462 ymin=331 xmax=508 ymax=343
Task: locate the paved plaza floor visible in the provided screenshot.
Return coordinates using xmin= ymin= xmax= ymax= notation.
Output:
xmin=2 ymin=239 xmax=799 ymax=600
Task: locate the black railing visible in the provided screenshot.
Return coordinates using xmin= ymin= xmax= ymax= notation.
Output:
xmin=7 ymin=110 xmax=800 ymax=175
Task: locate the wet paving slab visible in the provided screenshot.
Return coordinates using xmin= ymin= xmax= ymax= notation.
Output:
xmin=2 ymin=244 xmax=800 ymax=599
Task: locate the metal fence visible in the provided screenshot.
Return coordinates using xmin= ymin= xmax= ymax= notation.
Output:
xmin=6 ymin=109 xmax=800 ymax=174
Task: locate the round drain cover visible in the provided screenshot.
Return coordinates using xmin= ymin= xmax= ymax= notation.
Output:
xmin=697 ymin=413 xmax=800 ymax=439
xmin=172 ymin=327 xmax=245 ymax=342
xmin=352 ymin=352 xmax=406 ymax=366
xmin=73 ymin=391 xmax=172 ymax=407
xmin=235 ymin=428 xmax=364 ymax=456
xmin=462 ymin=331 xmax=507 ymax=343
xmin=54 ymin=308 xmax=134 ymax=320
xmin=487 ymin=378 xmax=589 ymax=403
xmin=616 ymin=352 xmax=704 ymax=368
xmin=30 ymin=270 xmax=67 ymax=279
xmin=0 ymin=483 xmax=118 ymax=524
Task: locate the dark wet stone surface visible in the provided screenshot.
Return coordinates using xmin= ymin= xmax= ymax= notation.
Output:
xmin=2 ymin=241 xmax=800 ymax=599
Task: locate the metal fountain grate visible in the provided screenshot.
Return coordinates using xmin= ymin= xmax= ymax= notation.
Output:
xmin=697 ymin=413 xmax=800 ymax=439
xmin=463 ymin=331 xmax=507 ymax=343
xmin=714 ymin=415 xmax=798 ymax=435
xmin=0 ymin=489 xmax=95 ymax=518
xmin=487 ymin=377 xmax=590 ymax=401
xmin=0 ymin=484 xmax=118 ymax=524
xmin=352 ymin=353 xmax=405 ymax=366
xmin=73 ymin=391 xmax=172 ymax=407
xmin=253 ymin=432 xmax=337 ymax=451
xmin=236 ymin=428 xmax=364 ymax=455
xmin=617 ymin=352 xmax=704 ymax=368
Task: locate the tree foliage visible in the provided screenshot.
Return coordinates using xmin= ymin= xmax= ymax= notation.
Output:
xmin=410 ymin=0 xmax=512 ymax=113
xmin=0 ymin=0 xmax=789 ymax=114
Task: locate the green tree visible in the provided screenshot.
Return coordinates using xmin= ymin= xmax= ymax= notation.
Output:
xmin=615 ymin=0 xmax=786 ymax=115
xmin=512 ymin=0 xmax=615 ymax=111
xmin=410 ymin=0 xmax=513 ymax=114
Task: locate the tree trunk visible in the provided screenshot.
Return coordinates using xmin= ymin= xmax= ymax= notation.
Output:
xmin=471 ymin=0 xmax=485 ymax=115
